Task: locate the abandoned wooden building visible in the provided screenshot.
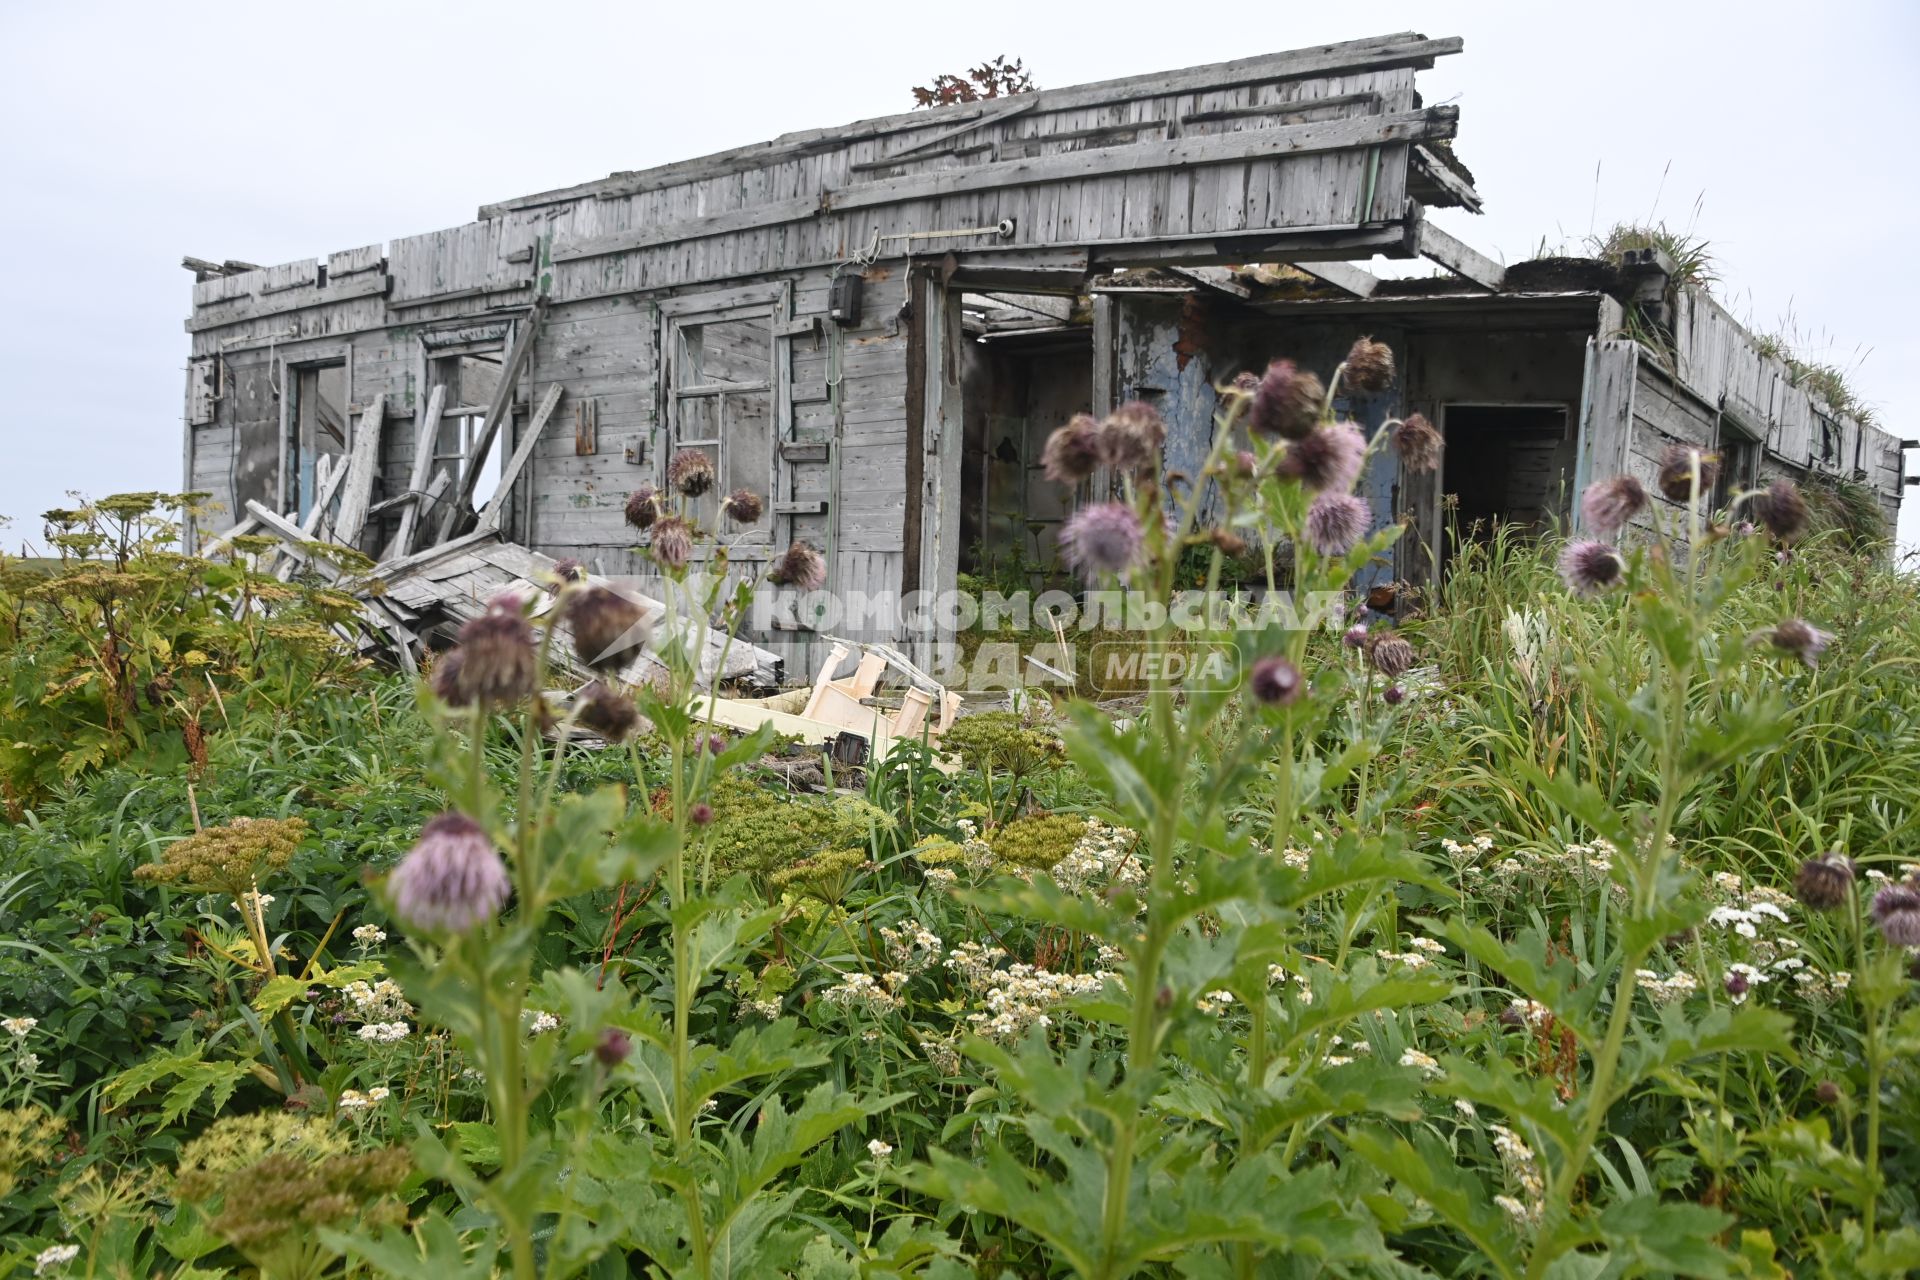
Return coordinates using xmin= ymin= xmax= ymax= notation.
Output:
xmin=180 ymin=31 xmax=1907 ymax=673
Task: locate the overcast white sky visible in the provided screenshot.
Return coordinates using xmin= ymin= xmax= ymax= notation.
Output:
xmin=2 ymin=0 xmax=1915 ymax=553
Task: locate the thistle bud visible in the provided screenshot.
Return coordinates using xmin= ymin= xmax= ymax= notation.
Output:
xmin=667 ymin=449 xmax=716 ymax=498
xmin=721 ymin=488 xmax=765 ymax=524
xmin=1794 ymin=852 xmax=1855 ymax=911
xmin=1041 ymin=414 xmax=1105 ymax=485
xmin=567 ymin=585 xmax=650 ymax=673
xmin=1368 ymin=634 xmax=1416 ymax=679
xmin=1870 ymin=880 xmax=1920 ymax=947
xmin=1249 ymin=655 xmax=1304 ymax=705
xmin=649 ymin=517 xmax=694 ymax=571
xmin=449 ymin=594 xmax=538 ymax=706
xmin=1250 ymin=359 xmax=1325 ymax=440
xmin=1392 ymin=413 xmax=1442 ymax=474
xmin=389 ymin=813 xmax=511 ymax=935
xmin=624 ymin=485 xmax=661 ymax=531
xmin=769 ymin=541 xmax=827 ymax=591
xmin=1656 ymin=445 xmax=1720 ymax=504
xmin=594 ymin=1027 xmax=633 ymax=1068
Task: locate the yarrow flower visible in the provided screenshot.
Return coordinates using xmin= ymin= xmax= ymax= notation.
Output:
xmin=1277 ymin=422 xmax=1366 ymax=493
xmin=1041 ymin=414 xmax=1104 ymax=484
xmin=1392 ymin=412 xmax=1441 ymax=473
xmin=1557 ymin=540 xmax=1623 ymax=597
xmin=1342 ymin=336 xmax=1395 ymax=394
xmin=1579 ymin=475 xmax=1647 ymax=536
xmin=1656 ymin=444 xmax=1719 ymax=504
xmin=667 ymin=448 xmax=715 ymax=497
xmin=357 ymin=1021 xmax=410 ymax=1043
xmin=1058 ymin=502 xmax=1144 ymax=581
xmin=769 ymin=541 xmax=827 ymax=591
xmin=1870 ymin=879 xmax=1920 ymax=947
xmin=388 ymin=813 xmax=511 ymax=936
xmin=33 ymin=1244 xmax=78 ymax=1276
xmin=351 ymin=925 xmax=387 ymax=949
xmin=1303 ymin=493 xmax=1370 ymax=557
xmin=867 ymin=1138 xmax=894 ymax=1161
xmin=1250 ymin=358 xmax=1325 ymax=439
xmin=2 ymin=1016 xmax=37 ymax=1038
xmin=1248 ymin=654 xmax=1303 ymax=706
xmin=566 ymin=585 xmax=650 ymax=672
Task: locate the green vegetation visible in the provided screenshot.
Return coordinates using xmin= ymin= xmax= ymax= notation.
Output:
xmin=2 ymin=401 xmax=1918 ymax=1278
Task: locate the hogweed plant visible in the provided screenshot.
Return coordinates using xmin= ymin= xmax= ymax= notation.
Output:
xmin=344 ymin=454 xmax=891 ymax=1278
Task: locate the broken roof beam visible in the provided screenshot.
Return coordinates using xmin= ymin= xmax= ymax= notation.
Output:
xmin=1170 ymin=266 xmax=1252 ymax=298
xmin=1288 ymin=260 xmax=1382 ymax=298
xmin=1415 ymin=214 xmax=1505 ymax=291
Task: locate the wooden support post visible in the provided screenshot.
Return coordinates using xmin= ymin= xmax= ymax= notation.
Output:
xmin=478 ymin=384 xmax=564 ymax=534
xmin=392 ymin=384 xmax=445 ymax=558
xmin=1414 ymin=211 xmax=1505 ymax=291
xmin=1290 ymin=260 xmax=1381 ymax=297
xmin=331 ymin=394 xmax=387 ymax=548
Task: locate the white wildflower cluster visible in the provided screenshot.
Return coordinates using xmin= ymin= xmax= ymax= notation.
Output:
xmin=1724 ymin=962 xmax=1768 ymax=1005
xmin=357 ymin=1021 xmax=409 ymax=1043
xmin=2 ymin=1016 xmax=38 ymax=1038
xmin=867 ymin=1138 xmax=893 ymax=1161
xmin=1047 ymin=819 xmax=1144 ymax=895
xmin=1398 ymin=1047 xmax=1442 ymax=1078
xmin=1440 ymin=834 xmax=1495 ymax=868
xmin=1323 ymin=1035 xmax=1373 ymax=1068
xmin=351 ymin=924 xmax=387 ymax=950
xmin=1634 ymin=969 xmax=1700 ymax=1005
xmin=33 ymin=1244 xmax=78 ymax=1276
xmin=1703 ymin=874 xmax=1850 ymax=1000
xmin=880 ymin=922 xmax=945 ymax=976
xmin=1268 ymin=964 xmax=1314 ymax=1004
xmin=821 ymin=972 xmax=900 ymax=1016
xmin=921 ymin=867 xmax=959 ymax=891
xmin=1195 ymin=989 xmax=1235 ymax=1014
xmin=525 ymin=1010 xmax=560 ymax=1034
xmin=953 ymin=819 xmax=998 ymax=876
xmin=1454 ymin=1099 xmax=1478 ymax=1119
xmin=336 ymin=1085 xmax=391 ymax=1111
xmin=236 ymin=891 xmax=276 ymax=913
xmin=1505 ymin=998 xmax=1552 ymax=1027
xmin=1489 ymin=1123 xmax=1545 ymax=1228
xmin=343 ymin=979 xmax=413 ymax=1023
xmin=725 ymin=971 xmax=784 ymax=1021
xmin=921 ymin=1037 xmax=963 ymax=1077
xmin=1465 ymin=837 xmax=1615 ymax=892
xmin=944 ymin=942 xmax=1112 ymax=1041
xmin=1376 ymin=947 xmax=1438 ymax=971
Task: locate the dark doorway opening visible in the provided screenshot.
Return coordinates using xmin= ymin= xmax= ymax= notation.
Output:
xmin=958 ymin=321 xmax=1091 ymax=587
xmin=1441 ymin=404 xmax=1571 ymax=562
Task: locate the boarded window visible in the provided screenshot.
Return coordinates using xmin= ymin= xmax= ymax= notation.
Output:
xmin=291 ymin=363 xmax=348 ymax=519
xmin=668 ymin=312 xmax=775 ymax=539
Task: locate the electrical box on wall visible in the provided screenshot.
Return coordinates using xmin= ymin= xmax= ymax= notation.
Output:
xmin=829 ymin=273 xmax=862 ymax=327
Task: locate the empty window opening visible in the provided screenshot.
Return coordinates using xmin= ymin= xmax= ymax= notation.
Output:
xmin=1717 ymin=427 xmax=1761 ymax=509
xmin=958 ymin=324 xmax=1092 ymax=584
xmin=429 ymin=351 xmax=506 ymax=508
xmin=289 ymin=363 xmax=348 ymax=520
xmin=668 ymin=311 xmax=774 ymax=539
xmin=1441 ymin=404 xmax=1571 ymax=559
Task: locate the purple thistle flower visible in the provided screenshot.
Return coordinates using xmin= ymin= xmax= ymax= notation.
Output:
xmin=389 ymin=813 xmax=511 ymax=935
xmin=1344 ymin=624 xmax=1369 ymax=649
xmin=1558 ymin=540 xmax=1624 ymax=597
xmin=1383 ymin=683 xmax=1407 ymax=706
xmin=567 ymin=585 xmax=650 ymax=673
xmin=624 ymin=486 xmax=661 ymax=531
xmin=1768 ymin=618 xmax=1832 ymax=667
xmin=690 ymin=802 xmax=715 ymax=826
xmin=1795 ymin=853 xmax=1855 ymax=911
xmin=1656 ymin=445 xmax=1720 ymax=504
xmin=1304 ymin=493 xmax=1371 ymax=557
xmin=429 ymin=648 xmax=468 ymax=707
xmin=594 ymin=1027 xmax=633 ymax=1068
xmin=1392 ymin=413 xmax=1442 ymax=474
xmin=1250 ymin=359 xmax=1325 ymax=440
xmin=1248 ymin=655 xmax=1303 ymax=705
xmin=1580 ymin=476 xmax=1647 ymax=536
xmin=1277 ymin=422 xmax=1366 ymax=494
xmin=1368 ymin=634 xmax=1416 ymax=678
xmin=1343 ymin=336 xmax=1395 ymax=394
xmin=769 ymin=541 xmax=827 ymax=591
xmin=546 ymin=558 xmax=585 ymax=594
xmin=649 ymin=517 xmax=694 ymax=571
xmin=450 ymin=594 xmax=538 ymax=705
xmin=1724 ymin=970 xmax=1750 ymax=1000
xmin=576 ymin=680 xmax=641 ymax=742
xmin=667 ymin=449 xmax=716 ymax=498
xmin=721 ymin=489 xmax=765 ymax=524
xmin=1754 ymin=478 xmax=1809 ymax=542
xmin=1099 ymin=401 xmax=1167 ymax=475
xmin=1041 ymin=414 xmax=1105 ymax=485
xmin=1058 ymin=502 xmax=1144 ymax=581
xmin=1870 ymin=880 xmax=1920 ymax=947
